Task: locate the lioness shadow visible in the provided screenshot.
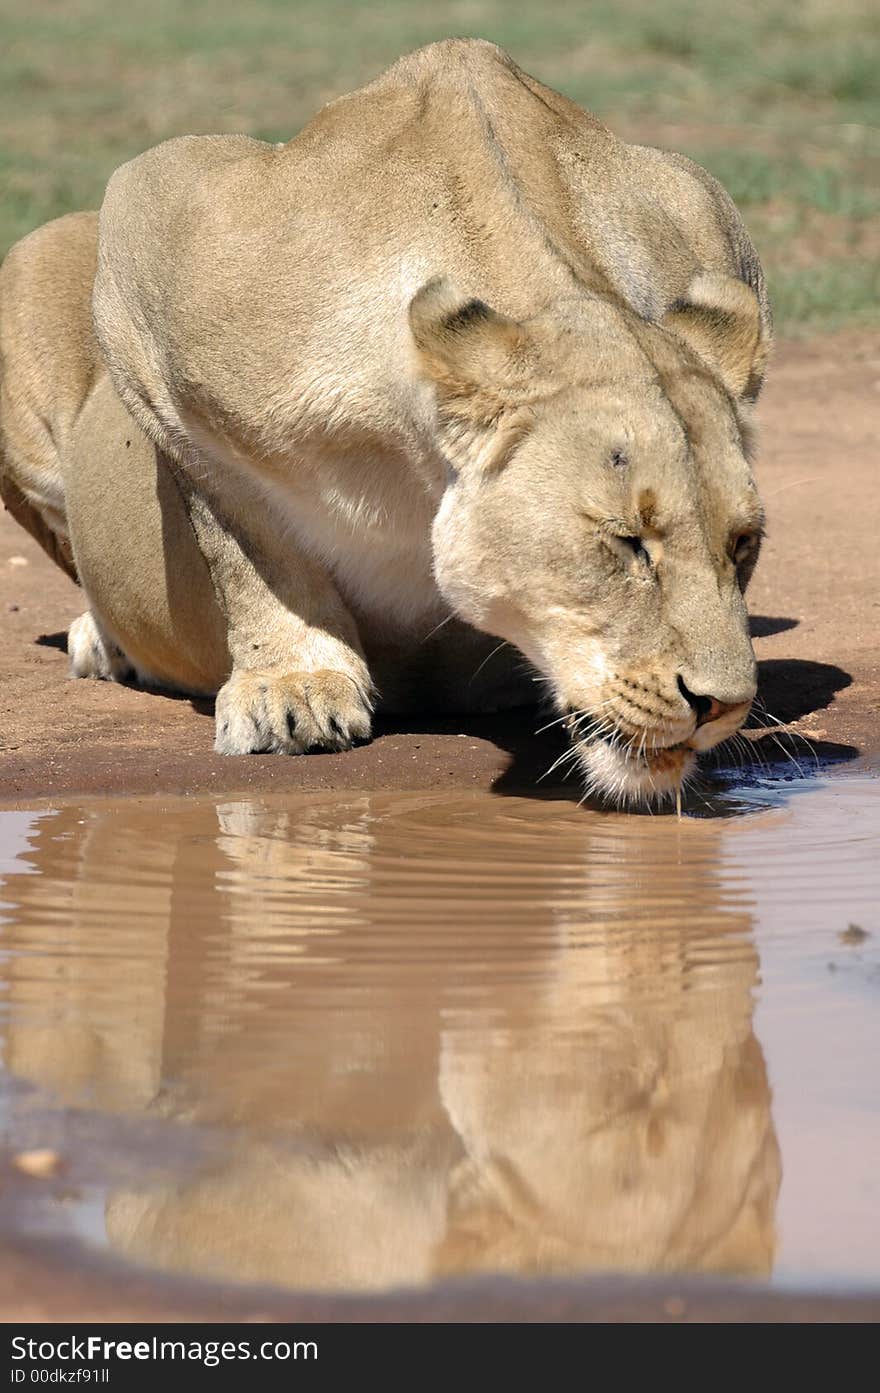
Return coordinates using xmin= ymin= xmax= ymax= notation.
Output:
xmin=36 ymin=630 xmax=216 ymax=714
xmin=36 ymin=631 xmax=859 ymax=815
xmin=749 ymin=615 xmax=799 ymax=639
xmin=397 ymin=656 xmax=858 ymax=813
xmin=749 ymin=657 xmax=852 ymax=725
xmin=35 ymin=631 xmax=68 ymax=652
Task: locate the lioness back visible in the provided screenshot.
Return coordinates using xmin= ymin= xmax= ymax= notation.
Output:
xmin=93 ymin=38 xmax=770 ymax=479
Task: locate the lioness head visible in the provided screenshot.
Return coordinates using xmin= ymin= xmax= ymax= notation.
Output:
xmin=411 ymin=273 xmax=770 ymax=807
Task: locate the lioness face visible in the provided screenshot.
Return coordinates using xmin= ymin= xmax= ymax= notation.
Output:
xmin=432 ymin=382 xmax=762 ymax=804
xmin=411 ymin=278 xmax=769 ymax=807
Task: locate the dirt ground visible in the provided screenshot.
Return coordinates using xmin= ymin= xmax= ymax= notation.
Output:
xmin=1 ymin=330 xmax=879 ymax=804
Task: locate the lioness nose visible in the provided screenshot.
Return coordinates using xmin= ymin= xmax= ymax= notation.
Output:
xmin=677 ymin=677 xmax=743 ymax=727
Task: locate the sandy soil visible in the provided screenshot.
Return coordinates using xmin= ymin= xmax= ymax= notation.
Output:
xmin=1 ymin=330 xmax=878 ymax=804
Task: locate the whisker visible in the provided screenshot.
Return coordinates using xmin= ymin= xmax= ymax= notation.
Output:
xmin=468 ymin=639 xmax=509 ymax=685
xmin=762 ymin=476 xmax=819 ymax=499
xmin=536 ymin=708 xmax=585 ymax=736
xmin=750 ymin=699 xmax=821 ymax=772
xmin=535 ymin=698 xmax=617 ymax=737
xmin=766 ymin=731 xmax=810 ymax=777
xmin=537 ymin=744 xmax=583 ymax=784
xmin=418 ymin=613 xmax=455 ymax=646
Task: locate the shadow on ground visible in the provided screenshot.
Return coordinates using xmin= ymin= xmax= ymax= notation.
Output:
xmin=749 ymin=615 xmax=800 ymax=639
xmin=751 ymin=657 xmax=852 ymax=724
xmin=35 ymin=632 xmax=68 ymax=653
xmin=33 ymin=631 xmax=859 ymax=816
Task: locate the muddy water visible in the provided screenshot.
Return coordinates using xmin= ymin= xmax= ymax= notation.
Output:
xmin=0 ymin=770 xmax=878 ymax=1297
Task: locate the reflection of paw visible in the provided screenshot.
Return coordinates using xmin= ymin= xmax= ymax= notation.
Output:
xmin=68 ymin=612 xmax=133 ymax=682
xmin=215 ymin=801 xmax=265 ymax=838
xmin=214 ymin=668 xmax=373 ymax=755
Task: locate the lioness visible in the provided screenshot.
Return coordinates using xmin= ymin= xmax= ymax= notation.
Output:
xmin=0 ymin=39 xmax=771 ymax=806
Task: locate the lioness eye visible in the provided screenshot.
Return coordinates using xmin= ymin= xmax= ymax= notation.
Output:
xmin=733 ymin=534 xmax=755 ymax=562
xmin=621 ymin=535 xmax=650 ymax=565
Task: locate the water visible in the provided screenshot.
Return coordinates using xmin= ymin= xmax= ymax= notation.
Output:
xmin=0 ymin=770 xmax=877 ymax=1296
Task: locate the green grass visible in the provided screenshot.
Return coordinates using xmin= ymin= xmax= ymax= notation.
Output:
xmin=1 ymin=0 xmax=878 ymax=333
xmin=771 ymin=258 xmax=880 ymax=333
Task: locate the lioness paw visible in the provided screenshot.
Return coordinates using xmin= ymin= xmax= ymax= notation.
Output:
xmin=214 ymin=668 xmax=373 ymax=756
xmin=68 ymin=612 xmax=133 ymax=683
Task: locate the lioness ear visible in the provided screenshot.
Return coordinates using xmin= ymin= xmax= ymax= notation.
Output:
xmin=409 ymin=277 xmax=540 ymax=471
xmin=409 ymin=277 xmax=536 ymax=424
xmin=662 ymin=271 xmax=771 ymax=401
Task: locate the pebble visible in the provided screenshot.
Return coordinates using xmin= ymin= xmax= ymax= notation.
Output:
xmin=663 ymin=1296 xmax=687 ymax=1318
xmin=13 ymin=1148 xmax=61 ymax=1178
xmin=840 ymin=923 xmax=870 ymax=945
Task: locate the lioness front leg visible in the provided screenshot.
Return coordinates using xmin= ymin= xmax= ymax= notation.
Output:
xmin=185 ymin=490 xmax=374 ymax=756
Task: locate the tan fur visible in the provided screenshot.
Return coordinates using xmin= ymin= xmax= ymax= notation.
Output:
xmin=0 ymin=40 xmax=773 ymax=803
xmin=0 ymin=212 xmax=100 ymax=580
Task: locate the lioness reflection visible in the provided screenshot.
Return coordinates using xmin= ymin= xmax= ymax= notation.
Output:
xmin=1 ymin=794 xmax=780 ymax=1288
